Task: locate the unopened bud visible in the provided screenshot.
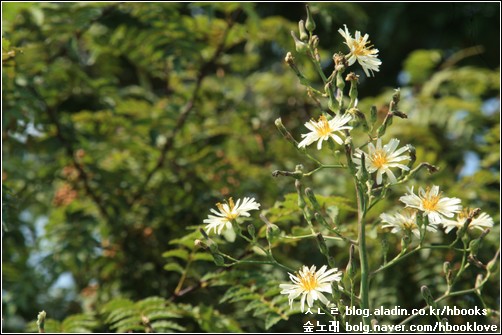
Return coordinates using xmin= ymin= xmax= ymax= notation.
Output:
xmin=298 ymin=20 xmax=309 ymax=41
xmin=406 ymin=145 xmax=416 ymax=169
xmin=360 ymin=152 xmax=369 ymax=181
xmin=212 ymin=253 xmax=225 ymax=266
xmin=311 ymin=35 xmax=319 ymax=48
xmin=392 ymin=88 xmax=401 ymax=105
xmin=305 ymin=5 xmax=316 ymax=32
xmin=194 ymin=239 xmax=207 ymax=250
xmin=266 ymin=223 xmax=281 ymax=243
xmin=284 ymin=52 xmax=294 ymax=64
xmin=393 ymin=110 xmax=408 ymax=119
xmin=316 ymin=233 xmax=329 ymax=256
xmin=469 ymin=238 xmax=481 ymax=257
xmin=370 ymin=105 xmax=377 ymax=124
xmin=275 ymin=118 xmax=300 ymax=147
xmin=291 ymin=31 xmax=308 ymax=54
xmin=247 ymin=224 xmax=256 ymax=238
xmin=420 ymin=285 xmax=436 ymax=308
xmin=348 ymin=244 xmax=357 ymax=278
xmin=37 ymin=311 xmax=47 ymax=333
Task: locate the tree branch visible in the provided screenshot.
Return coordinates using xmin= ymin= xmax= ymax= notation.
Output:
xmin=129 ymin=13 xmax=239 ymax=206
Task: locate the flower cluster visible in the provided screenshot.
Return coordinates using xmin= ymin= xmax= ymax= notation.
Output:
xmin=380 ymin=185 xmax=493 ymax=238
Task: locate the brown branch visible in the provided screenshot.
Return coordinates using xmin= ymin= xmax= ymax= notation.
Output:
xmin=129 ymin=13 xmax=239 ymax=206
xmin=45 ymin=106 xmax=112 ymax=221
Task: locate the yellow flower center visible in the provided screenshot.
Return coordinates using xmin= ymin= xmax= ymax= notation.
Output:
xmin=371 ymin=150 xmax=388 ymax=168
xmin=313 ymin=116 xmax=332 ymax=137
xmin=422 ymin=189 xmax=441 ymax=211
xmin=352 ymin=37 xmax=373 ymax=56
xmin=403 ymin=221 xmax=416 ymax=230
xmin=216 ymin=197 xmax=239 ymax=220
xmin=299 ymin=271 xmax=317 ymax=291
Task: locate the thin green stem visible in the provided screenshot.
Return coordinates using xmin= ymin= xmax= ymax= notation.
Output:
xmin=303 ymin=164 xmax=346 ymax=177
xmin=356 ymin=183 xmax=370 ymax=326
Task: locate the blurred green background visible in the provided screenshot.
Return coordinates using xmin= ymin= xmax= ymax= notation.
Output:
xmin=2 ymin=2 xmax=499 ymax=332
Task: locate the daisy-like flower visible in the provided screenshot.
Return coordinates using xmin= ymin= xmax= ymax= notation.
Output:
xmin=380 ymin=209 xmax=437 ymax=238
xmin=279 ymin=265 xmax=342 ymax=312
xmin=442 ymin=209 xmax=494 ymax=234
xmin=353 ymin=138 xmax=410 ymax=185
xmin=203 ymin=197 xmax=260 ymax=238
xmin=399 ymin=186 xmax=462 ymax=225
xmin=298 ymin=114 xmax=352 ymax=150
xmin=338 ymin=24 xmax=382 ymax=77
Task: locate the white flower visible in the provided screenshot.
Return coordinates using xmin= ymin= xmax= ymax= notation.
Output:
xmin=353 ymin=138 xmax=410 ymax=185
xmin=338 ymin=24 xmax=382 ymax=77
xmin=203 ymin=197 xmax=260 ymax=237
xmin=279 ymin=265 xmax=342 ymax=312
xmin=442 ymin=210 xmax=494 ymax=234
xmin=298 ymin=114 xmax=352 ymax=150
xmin=399 ymin=186 xmax=462 ymax=225
xmin=380 ymin=209 xmax=437 ymax=238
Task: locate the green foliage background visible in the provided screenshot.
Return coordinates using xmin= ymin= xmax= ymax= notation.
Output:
xmin=2 ymin=2 xmax=499 ymax=332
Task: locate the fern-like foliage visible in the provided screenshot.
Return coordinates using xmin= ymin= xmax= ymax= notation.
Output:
xmin=100 ymin=296 xmax=185 ymax=333
xmin=203 ymin=268 xmax=294 ymax=330
xmin=26 ymin=313 xmax=98 ymax=333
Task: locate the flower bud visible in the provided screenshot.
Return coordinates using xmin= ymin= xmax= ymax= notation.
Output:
xmin=420 ymin=285 xmax=436 ymax=308
xmin=298 ymin=20 xmax=309 ymax=41
xmin=316 ymin=233 xmax=329 ymax=256
xmin=370 ymin=105 xmax=377 ymax=124
xmin=247 ymin=224 xmax=256 ymax=239
xmin=305 ymin=5 xmax=316 ymax=32
xmin=212 ymin=253 xmax=225 ymax=266
xmin=310 ymin=35 xmax=319 ymax=48
xmin=291 ymin=31 xmax=308 ymax=54
xmin=406 ymin=145 xmax=416 ymax=169
xmin=359 ymin=152 xmax=369 ymax=182
xmin=37 ymin=311 xmax=47 ymax=333
xmin=266 ymin=223 xmax=281 ymax=243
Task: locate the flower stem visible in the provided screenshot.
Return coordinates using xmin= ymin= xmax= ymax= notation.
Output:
xmin=356 ymin=185 xmax=370 ymax=327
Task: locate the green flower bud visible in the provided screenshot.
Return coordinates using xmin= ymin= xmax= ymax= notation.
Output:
xmin=348 ymin=244 xmax=357 ymax=278
xmin=392 ymin=88 xmax=401 ymax=105
xmin=420 ymin=285 xmax=436 ymax=308
xmin=37 ymin=311 xmax=47 ymax=333
xmin=212 ymin=253 xmax=225 ymax=266
xmin=298 ymin=20 xmax=309 ymax=41
xmin=305 ymin=5 xmax=316 ymax=32
xmin=275 ymin=118 xmax=300 ymax=147
xmin=360 ymin=152 xmax=369 ymax=182
xmin=247 ymin=224 xmax=256 ymax=239
xmin=266 ymin=223 xmax=281 ymax=243
xmin=316 ymin=233 xmax=329 ymax=256
xmin=406 ymin=145 xmax=416 ymax=169
xmin=469 ymin=238 xmax=481 ymax=257
xmin=370 ymin=105 xmax=377 ymax=124
xmin=291 ymin=31 xmax=308 ymax=54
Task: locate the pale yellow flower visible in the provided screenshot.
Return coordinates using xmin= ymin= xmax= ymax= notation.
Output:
xmin=442 ymin=210 xmax=494 ymax=234
xmin=399 ymin=186 xmax=462 ymax=225
xmin=298 ymin=114 xmax=352 ymax=150
xmin=204 ymin=197 xmax=260 ymax=237
xmin=338 ymin=24 xmax=381 ymax=77
xmin=279 ymin=265 xmax=342 ymax=312
xmin=380 ymin=209 xmax=437 ymax=238
xmin=353 ymin=138 xmax=410 ymax=185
